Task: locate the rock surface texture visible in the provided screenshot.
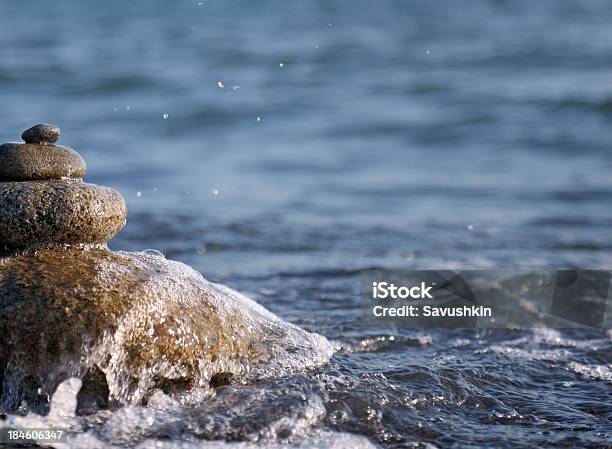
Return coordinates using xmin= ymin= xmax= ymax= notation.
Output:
xmin=0 ymin=124 xmax=124 ymax=252
xmin=0 ymin=125 xmax=331 ymax=415
xmin=0 ymin=124 xmax=85 ymax=181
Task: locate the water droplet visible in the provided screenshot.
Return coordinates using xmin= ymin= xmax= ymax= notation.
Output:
xmin=211 ymin=189 xmax=219 ymax=197
xmin=217 ymin=81 xmax=224 ymax=88
xmin=279 ymin=62 xmax=284 ymax=67
xmin=162 ymin=113 xmax=169 ymax=120
xmin=256 ymin=116 xmax=261 ymax=122
xmin=196 ymin=243 xmax=207 ymax=255
xmin=426 ymin=49 xmax=431 ymax=55
xmin=143 ymin=249 xmax=165 ymax=258
xmin=126 ymin=106 xmax=131 ymax=110
xmin=467 ymin=224 xmax=474 ymax=231
xmin=232 ymin=85 xmax=240 ymax=90
xmin=136 ymin=191 xmax=142 ymax=198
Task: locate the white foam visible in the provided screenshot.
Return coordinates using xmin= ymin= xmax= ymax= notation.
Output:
xmin=134 ymin=432 xmax=378 ymax=449
xmin=0 ymin=378 xmax=376 ymax=449
xmin=567 ymin=362 xmax=612 ymax=382
xmin=0 ymin=254 xmax=337 ymax=448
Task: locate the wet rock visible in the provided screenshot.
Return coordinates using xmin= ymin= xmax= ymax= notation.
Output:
xmin=0 ymin=124 xmax=88 ymax=182
xmin=0 ymin=180 xmax=126 ymax=251
xmin=21 ymin=123 xmax=61 ymax=144
xmin=0 ymin=142 xmax=86 ymax=181
xmin=0 ymin=248 xmax=332 ymax=413
xmin=0 ymin=124 xmax=332 ymax=414
xmin=0 ymin=125 xmax=124 ymax=252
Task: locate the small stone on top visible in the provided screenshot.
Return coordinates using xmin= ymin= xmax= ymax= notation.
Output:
xmin=21 ymin=123 xmax=61 ymax=145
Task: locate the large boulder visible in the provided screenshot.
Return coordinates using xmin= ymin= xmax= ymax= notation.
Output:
xmin=0 ymin=248 xmax=331 ymax=414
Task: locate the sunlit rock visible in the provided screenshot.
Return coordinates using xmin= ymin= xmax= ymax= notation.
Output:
xmin=0 ymin=125 xmax=331 ymax=414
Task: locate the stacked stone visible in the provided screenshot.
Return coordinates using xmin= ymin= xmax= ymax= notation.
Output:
xmin=0 ymin=124 xmax=329 ymax=414
xmin=0 ymin=124 xmax=126 ymax=252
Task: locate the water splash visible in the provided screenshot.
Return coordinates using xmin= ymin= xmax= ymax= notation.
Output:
xmin=0 ymin=249 xmax=333 ymax=414
xmin=0 ymin=377 xmax=376 ymax=449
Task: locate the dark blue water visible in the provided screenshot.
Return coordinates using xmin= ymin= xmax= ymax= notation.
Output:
xmin=1 ymin=1 xmax=611 ymax=447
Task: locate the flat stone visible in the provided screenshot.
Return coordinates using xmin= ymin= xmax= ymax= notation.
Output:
xmin=0 ymin=143 xmax=86 ymax=181
xmin=21 ymin=123 xmax=61 ymax=144
xmin=0 ymin=180 xmax=126 ymax=251
xmin=0 ymin=248 xmax=332 ymax=413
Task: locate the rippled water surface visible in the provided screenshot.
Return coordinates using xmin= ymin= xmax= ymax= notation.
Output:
xmin=1 ymin=0 xmax=611 ymax=447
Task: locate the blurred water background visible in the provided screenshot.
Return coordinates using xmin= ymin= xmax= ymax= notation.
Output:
xmin=0 ymin=1 xmax=611 ymax=448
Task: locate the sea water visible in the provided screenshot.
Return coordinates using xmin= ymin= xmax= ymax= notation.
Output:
xmin=1 ymin=0 xmax=611 ymax=447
